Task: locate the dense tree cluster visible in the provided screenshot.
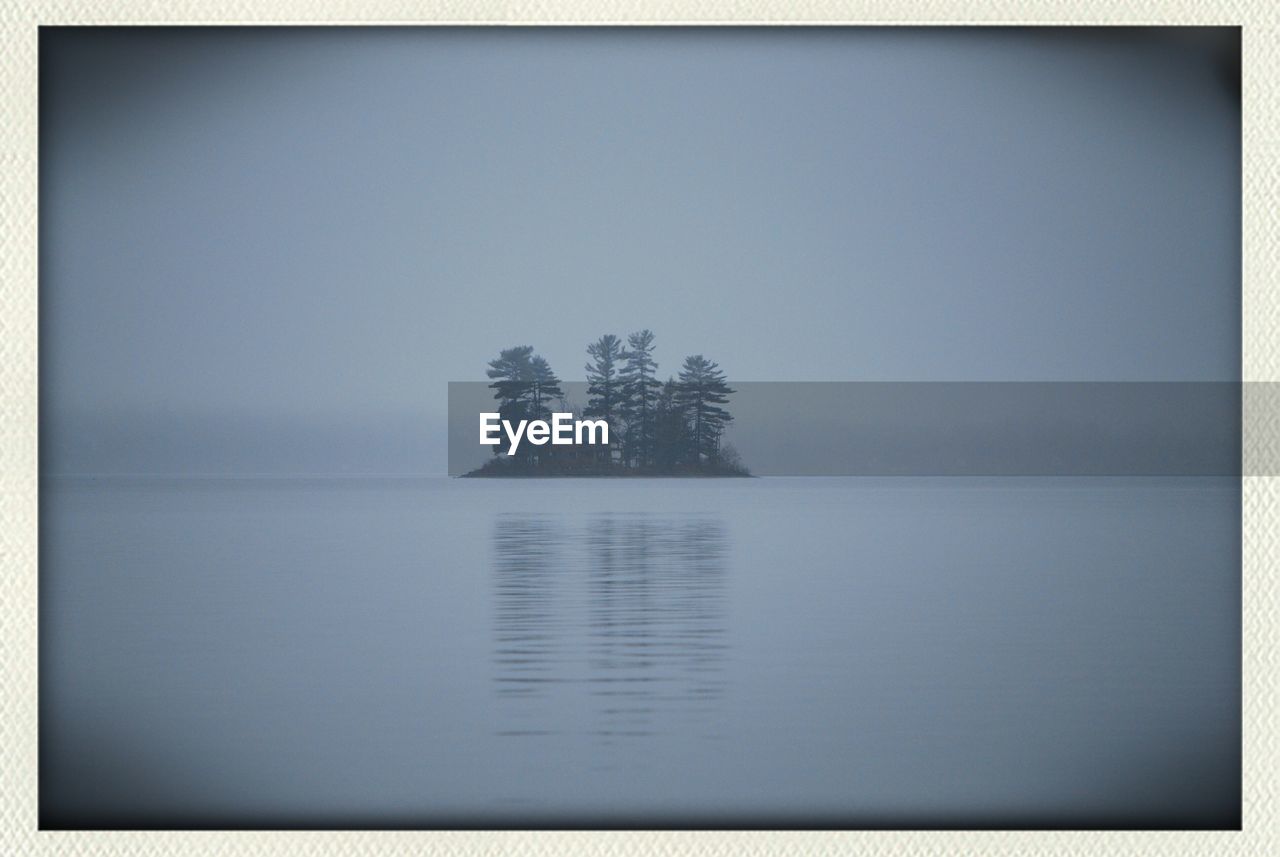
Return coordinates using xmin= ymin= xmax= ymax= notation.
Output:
xmin=475 ymin=331 xmax=746 ymax=476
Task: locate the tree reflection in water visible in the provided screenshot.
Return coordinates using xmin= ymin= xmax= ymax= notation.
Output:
xmin=491 ymin=513 xmax=728 ymax=746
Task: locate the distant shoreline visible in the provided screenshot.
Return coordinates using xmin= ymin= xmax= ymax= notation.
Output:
xmin=460 ymin=459 xmax=751 ymax=478
xmin=458 ymin=472 xmax=755 ymax=478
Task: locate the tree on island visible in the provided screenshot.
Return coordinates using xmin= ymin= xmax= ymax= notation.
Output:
xmin=619 ymin=329 xmax=661 ymax=468
xmin=485 ymin=345 xmax=535 ymax=444
xmin=528 ymin=356 xmax=564 ymax=466
xmin=584 ymin=334 xmax=626 ymax=462
xmin=485 ymin=345 xmax=562 ymax=460
xmin=653 ymin=377 xmax=686 ymax=471
xmin=675 ymin=355 xmax=735 ymax=465
xmin=529 ymin=356 xmax=564 ymax=420
xmin=470 ymin=335 xmax=747 ymax=476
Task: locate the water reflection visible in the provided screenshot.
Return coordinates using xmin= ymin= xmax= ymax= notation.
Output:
xmin=492 ymin=513 xmax=728 ymax=744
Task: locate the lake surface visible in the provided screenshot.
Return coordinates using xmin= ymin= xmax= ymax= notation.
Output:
xmin=40 ymin=476 xmax=1241 ymax=828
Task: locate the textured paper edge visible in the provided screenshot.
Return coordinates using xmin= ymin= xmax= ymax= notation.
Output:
xmin=3 ymin=3 xmax=1275 ymax=855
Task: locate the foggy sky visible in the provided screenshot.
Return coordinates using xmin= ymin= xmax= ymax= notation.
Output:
xmin=40 ymin=28 xmax=1241 ymax=474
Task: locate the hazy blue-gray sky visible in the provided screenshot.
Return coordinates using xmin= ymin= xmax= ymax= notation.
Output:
xmin=41 ymin=27 xmax=1240 ymax=474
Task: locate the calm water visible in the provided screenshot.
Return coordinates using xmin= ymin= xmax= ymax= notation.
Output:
xmin=40 ymin=476 xmax=1240 ymax=827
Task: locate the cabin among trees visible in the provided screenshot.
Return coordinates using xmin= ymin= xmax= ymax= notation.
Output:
xmin=463 ymin=331 xmax=749 ymax=477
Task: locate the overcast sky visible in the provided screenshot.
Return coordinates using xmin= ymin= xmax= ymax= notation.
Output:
xmin=40 ymin=27 xmax=1240 ymax=474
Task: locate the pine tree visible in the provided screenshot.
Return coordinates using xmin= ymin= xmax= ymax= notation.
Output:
xmin=485 ymin=346 xmax=562 ymax=460
xmin=618 ymin=329 xmax=661 ymax=468
xmin=529 ymin=355 xmax=564 ymax=422
xmin=653 ymin=376 xmax=687 ymax=470
xmin=486 ymin=346 xmax=535 ymax=457
xmin=584 ymin=334 xmax=625 ymax=462
xmin=675 ymin=355 xmax=735 ymax=466
xmin=528 ymin=356 xmax=563 ymax=466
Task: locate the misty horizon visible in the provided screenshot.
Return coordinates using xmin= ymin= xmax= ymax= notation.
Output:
xmin=40 ymin=27 xmax=1239 ymax=476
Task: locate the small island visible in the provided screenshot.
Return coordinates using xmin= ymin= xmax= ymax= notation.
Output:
xmin=463 ymin=330 xmax=750 ymax=477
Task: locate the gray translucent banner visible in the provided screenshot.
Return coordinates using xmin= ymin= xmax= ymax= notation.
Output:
xmin=450 ymin=381 xmax=1254 ymax=477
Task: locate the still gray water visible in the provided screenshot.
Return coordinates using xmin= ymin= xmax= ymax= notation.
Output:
xmin=40 ymin=476 xmax=1240 ymax=828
